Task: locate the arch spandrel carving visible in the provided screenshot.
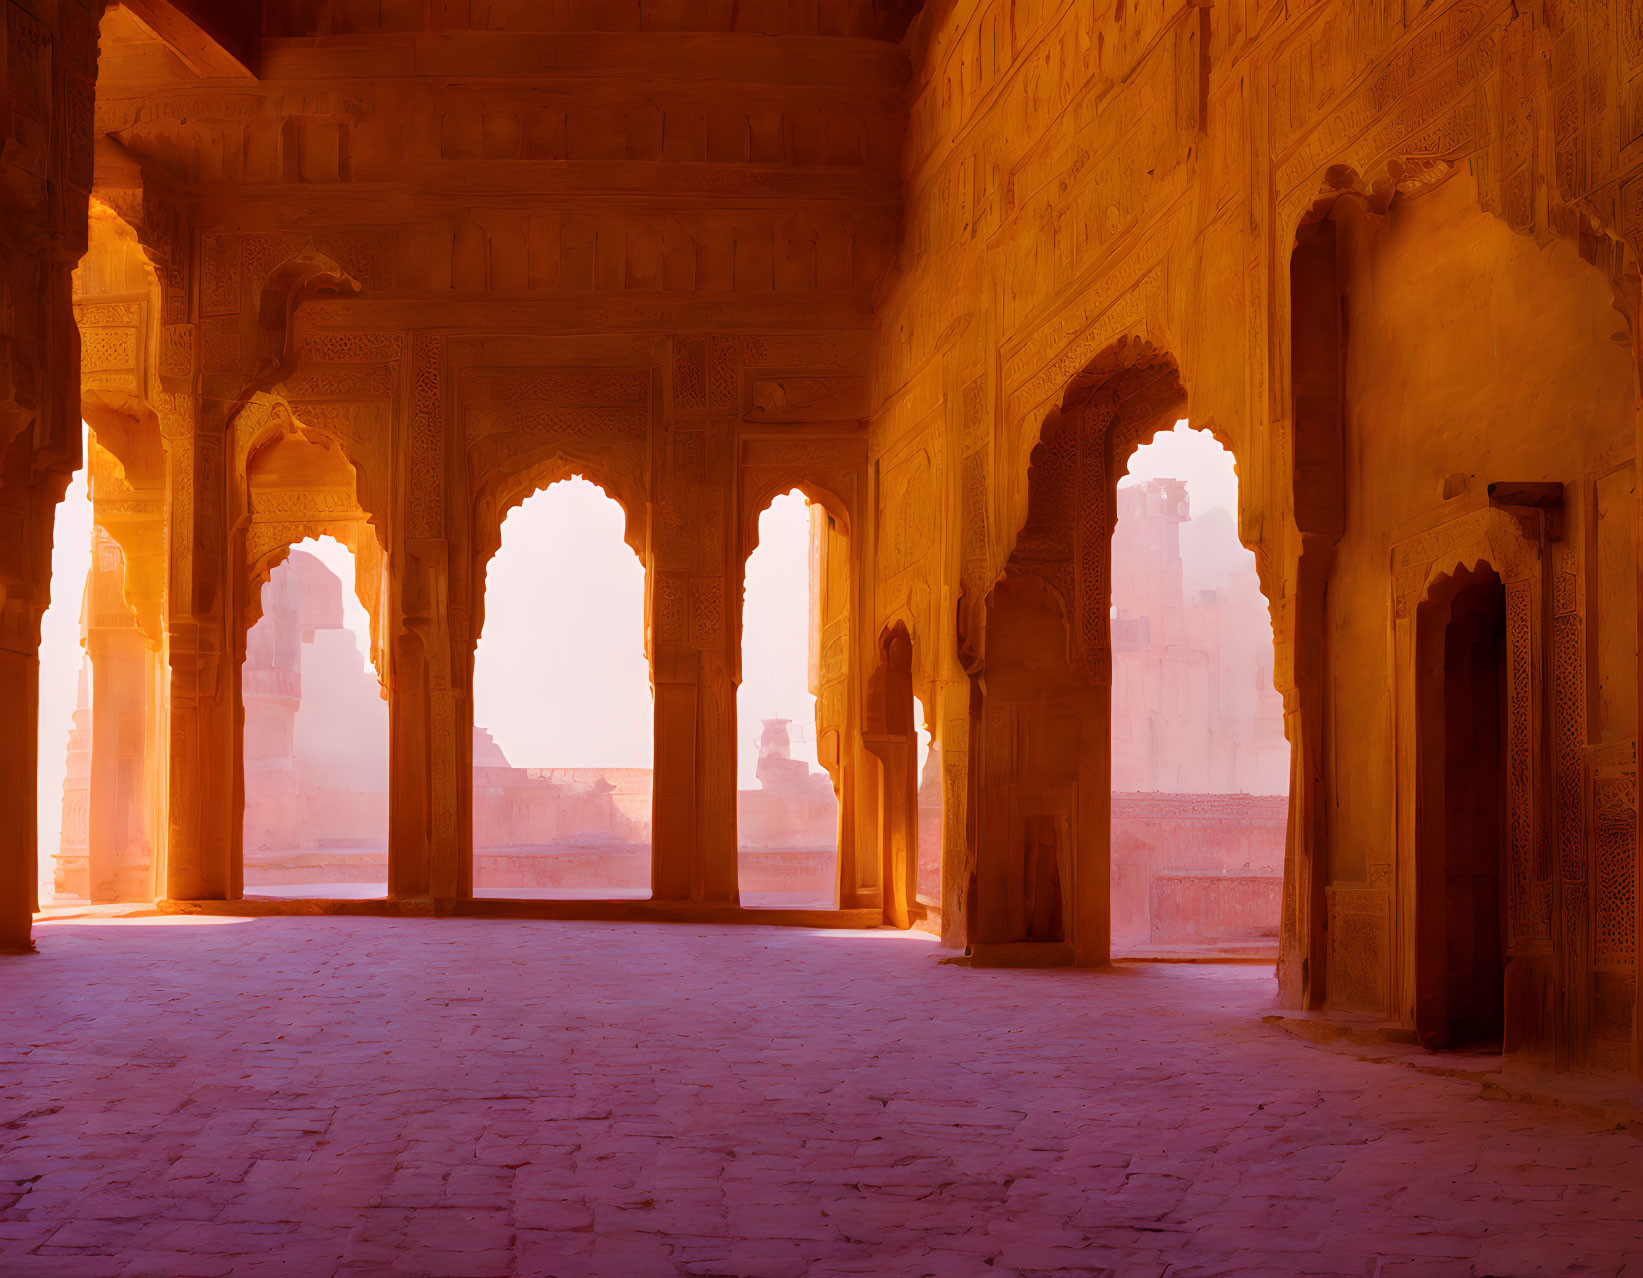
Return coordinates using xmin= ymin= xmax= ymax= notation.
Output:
xmin=238 ymin=405 xmax=388 ymax=672
xmin=231 ymin=389 xmax=392 ymax=532
xmin=1394 ymin=504 xmax=1544 ymax=621
xmin=469 ymin=455 xmax=649 ymax=655
xmin=463 ymin=362 xmax=655 ymax=616
xmin=978 ymin=338 xmax=1212 ymax=683
xmin=737 ymin=433 xmax=863 ymax=566
xmin=74 ymin=197 xmax=170 ymax=656
xmin=86 ymin=433 xmax=164 ymax=649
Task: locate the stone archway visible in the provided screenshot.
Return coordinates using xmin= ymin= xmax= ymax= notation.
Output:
xmin=1393 ymin=502 xmax=1552 ymax=1062
xmin=64 ymin=199 xmax=170 ymax=907
xmin=231 ymin=414 xmax=385 ymax=901
xmin=470 ymin=474 xmax=653 ymax=902
xmin=735 ymin=485 xmax=853 ymax=913
xmin=736 ymin=440 xmax=865 ymax=908
xmin=969 ymin=340 xmax=1195 ymax=967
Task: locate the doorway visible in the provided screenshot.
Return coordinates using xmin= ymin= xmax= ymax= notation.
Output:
xmin=472 ymin=477 xmax=653 ymax=899
xmin=1416 ymin=567 xmax=1507 ymax=1049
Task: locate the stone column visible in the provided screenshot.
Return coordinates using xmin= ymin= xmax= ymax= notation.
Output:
xmin=90 ymin=498 xmax=169 ymax=903
xmin=0 ymin=594 xmax=46 ymax=952
xmin=862 ymin=628 xmax=917 ymax=928
xmin=161 ymin=396 xmax=235 ymax=900
xmin=0 ymin=2 xmax=100 ymax=950
xmin=0 ymin=294 xmax=80 ymax=949
xmin=1073 ymin=679 xmax=1113 ymax=969
xmin=649 ymin=341 xmax=737 ymax=904
xmin=388 ymin=538 xmax=472 ymax=900
xmin=53 ymin=664 xmax=93 ymax=900
xmin=844 ymin=511 xmax=882 ymax=914
xmin=650 ymin=590 xmax=738 ymax=903
xmin=1278 ymin=544 xmax=1333 ymax=1010
xmin=388 ymin=334 xmax=470 ymax=901
xmin=386 ymin=614 xmax=434 ymax=900
xmin=85 ymin=542 xmax=151 ymax=903
xmin=650 ymin=642 xmax=702 ymax=901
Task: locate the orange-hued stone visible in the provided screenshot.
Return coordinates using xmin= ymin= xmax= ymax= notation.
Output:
xmin=0 ymin=0 xmax=1632 ymax=1089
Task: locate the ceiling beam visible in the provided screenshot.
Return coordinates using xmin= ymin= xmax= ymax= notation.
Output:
xmin=113 ymin=0 xmax=257 ymax=81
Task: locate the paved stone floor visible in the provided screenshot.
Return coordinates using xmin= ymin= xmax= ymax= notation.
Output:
xmin=2 ymin=917 xmax=1640 ymax=1278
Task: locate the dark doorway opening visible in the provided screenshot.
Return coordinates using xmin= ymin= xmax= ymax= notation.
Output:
xmin=1416 ymin=567 xmax=1507 ymax=1050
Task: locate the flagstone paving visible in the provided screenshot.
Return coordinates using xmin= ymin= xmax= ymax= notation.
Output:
xmin=2 ymin=915 xmax=1639 ymax=1277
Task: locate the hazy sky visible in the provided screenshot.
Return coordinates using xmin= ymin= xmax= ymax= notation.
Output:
xmin=738 ymin=491 xmax=820 ymax=787
xmin=1120 ymin=420 xmax=1260 ymax=601
xmin=474 ymin=477 xmax=654 ymax=770
xmin=1120 ymin=419 xmax=1240 ymax=515
xmin=472 ymin=480 xmax=819 ymax=786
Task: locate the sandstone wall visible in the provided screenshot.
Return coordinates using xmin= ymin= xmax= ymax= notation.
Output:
xmin=70 ymin=1 xmax=906 ymax=921
xmin=873 ymin=0 xmax=1642 ymax=1067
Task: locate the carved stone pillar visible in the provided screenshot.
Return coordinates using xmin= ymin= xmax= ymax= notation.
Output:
xmin=0 ymin=251 xmax=89 ymax=947
xmin=388 ymin=537 xmax=471 ymax=900
xmin=0 ymin=603 xmax=46 ymax=951
xmin=388 ymin=334 xmax=470 ymax=900
xmin=0 ymin=427 xmax=74 ymax=946
xmin=651 ymin=642 xmax=702 ymax=901
xmin=386 ymin=618 xmax=433 ymax=900
xmin=863 ymin=628 xmax=917 ymax=928
xmin=650 ymin=356 xmax=737 ymax=905
xmin=85 ymin=533 xmax=153 ymax=902
xmin=0 ymin=2 xmax=130 ymax=946
xmin=1280 ymin=542 xmax=1334 ymax=1010
xmin=161 ymin=397 xmax=234 ymax=900
xmin=0 ymin=528 xmax=53 ymax=949
xmin=650 ymin=606 xmax=737 ymax=903
xmin=697 ymin=644 xmax=738 ymax=902
xmin=933 ymin=679 xmax=971 ymax=948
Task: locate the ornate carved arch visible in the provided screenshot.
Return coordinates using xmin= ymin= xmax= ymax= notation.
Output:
xmin=243 ymin=248 xmax=364 ymax=398
xmin=740 ymin=476 xmax=853 ymax=563
xmin=1277 ymin=151 xmax=1642 ymax=1013
xmin=231 ymin=390 xmax=389 ymax=528
xmin=74 ymin=198 xmax=169 ymax=652
xmin=236 ymin=396 xmax=386 ymax=671
xmin=470 ymin=456 xmax=647 ymax=650
xmin=76 ymin=198 xmax=164 ymax=452
xmin=976 ymin=337 xmax=1192 ymax=682
xmin=1278 ymin=157 xmax=1643 ymax=506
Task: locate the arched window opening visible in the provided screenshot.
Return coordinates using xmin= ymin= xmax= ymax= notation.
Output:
xmin=472 ymin=478 xmax=652 ymax=900
xmin=37 ymin=427 xmax=93 ymax=906
xmin=242 ymin=537 xmax=387 ymax=899
xmin=1109 ymin=421 xmax=1289 ymax=958
xmin=38 ymin=424 xmax=161 ymax=908
xmin=738 ymin=491 xmax=839 ymax=909
xmin=914 ymin=696 xmax=940 ymax=911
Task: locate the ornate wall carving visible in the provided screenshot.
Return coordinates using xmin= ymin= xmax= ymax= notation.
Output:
xmin=1325 ymin=885 xmax=1391 ymax=1014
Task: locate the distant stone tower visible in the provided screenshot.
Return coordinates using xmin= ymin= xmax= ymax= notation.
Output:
xmin=756 ymin=718 xmax=811 ymax=792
